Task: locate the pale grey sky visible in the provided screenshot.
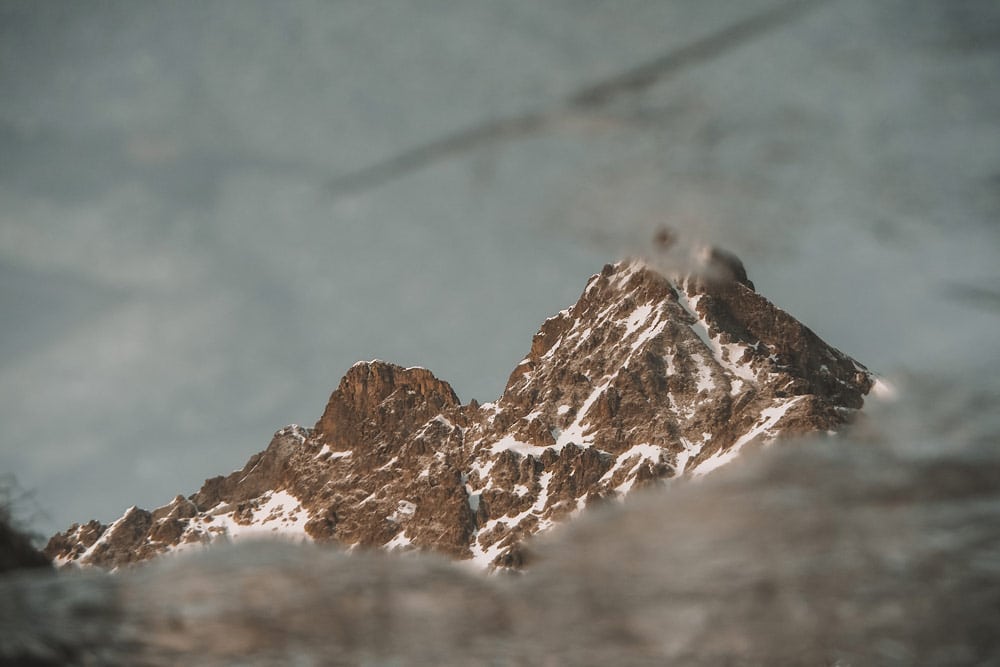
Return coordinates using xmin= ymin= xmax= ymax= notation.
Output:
xmin=1 ymin=0 xmax=998 ymax=535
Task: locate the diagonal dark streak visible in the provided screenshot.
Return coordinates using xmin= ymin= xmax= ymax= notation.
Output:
xmin=327 ymin=114 xmax=552 ymax=195
xmin=567 ymin=0 xmax=828 ymax=107
xmin=944 ymin=283 xmax=1000 ymax=313
xmin=327 ymin=0 xmax=829 ymax=196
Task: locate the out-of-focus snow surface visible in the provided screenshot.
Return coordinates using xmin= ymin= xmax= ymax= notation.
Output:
xmin=1 ymin=0 xmax=998 ymax=542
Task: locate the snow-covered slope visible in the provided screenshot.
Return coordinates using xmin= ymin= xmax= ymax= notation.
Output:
xmin=46 ymin=254 xmax=875 ymax=569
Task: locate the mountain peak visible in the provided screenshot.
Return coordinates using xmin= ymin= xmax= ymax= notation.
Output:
xmin=46 ymin=254 xmax=875 ymax=570
xmin=314 ymin=360 xmax=461 ymax=460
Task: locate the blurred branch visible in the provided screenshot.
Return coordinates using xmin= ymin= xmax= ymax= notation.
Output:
xmin=0 ymin=473 xmax=46 ymax=543
xmin=566 ymin=0 xmax=828 ymax=108
xmin=326 ymin=0 xmax=830 ymax=196
xmin=327 ymin=113 xmax=550 ymax=194
xmin=945 ymin=282 xmax=1000 ymax=313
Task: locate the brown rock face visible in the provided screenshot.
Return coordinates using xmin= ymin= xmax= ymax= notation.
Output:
xmin=45 ymin=255 xmax=876 ymax=570
xmin=315 ymin=362 xmax=462 ymax=456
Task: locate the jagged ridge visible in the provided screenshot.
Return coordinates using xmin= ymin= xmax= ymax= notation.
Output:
xmin=46 ymin=256 xmax=875 ymax=570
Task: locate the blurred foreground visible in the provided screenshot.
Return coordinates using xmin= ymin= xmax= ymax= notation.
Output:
xmin=2 ymin=375 xmax=998 ymax=666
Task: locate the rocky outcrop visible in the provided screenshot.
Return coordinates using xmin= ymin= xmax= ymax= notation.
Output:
xmin=45 ymin=255 xmax=875 ymax=570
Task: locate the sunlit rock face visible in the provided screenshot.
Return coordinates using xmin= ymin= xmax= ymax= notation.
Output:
xmin=44 ymin=254 xmax=873 ymax=570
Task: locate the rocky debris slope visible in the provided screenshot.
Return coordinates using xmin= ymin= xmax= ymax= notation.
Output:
xmin=45 ymin=254 xmax=875 ymax=569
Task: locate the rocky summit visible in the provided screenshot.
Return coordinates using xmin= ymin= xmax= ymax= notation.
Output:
xmin=45 ymin=254 xmax=875 ymax=570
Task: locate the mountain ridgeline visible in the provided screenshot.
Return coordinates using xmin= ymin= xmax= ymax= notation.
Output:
xmin=45 ymin=253 xmax=875 ymax=570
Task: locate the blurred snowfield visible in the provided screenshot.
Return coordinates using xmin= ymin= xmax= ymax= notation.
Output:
xmin=0 ymin=0 xmax=998 ymax=553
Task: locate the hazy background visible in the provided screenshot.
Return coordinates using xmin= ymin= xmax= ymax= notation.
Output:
xmin=1 ymin=0 xmax=998 ymax=537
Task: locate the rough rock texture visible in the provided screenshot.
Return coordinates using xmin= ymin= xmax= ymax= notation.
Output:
xmin=45 ymin=256 xmax=875 ymax=570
